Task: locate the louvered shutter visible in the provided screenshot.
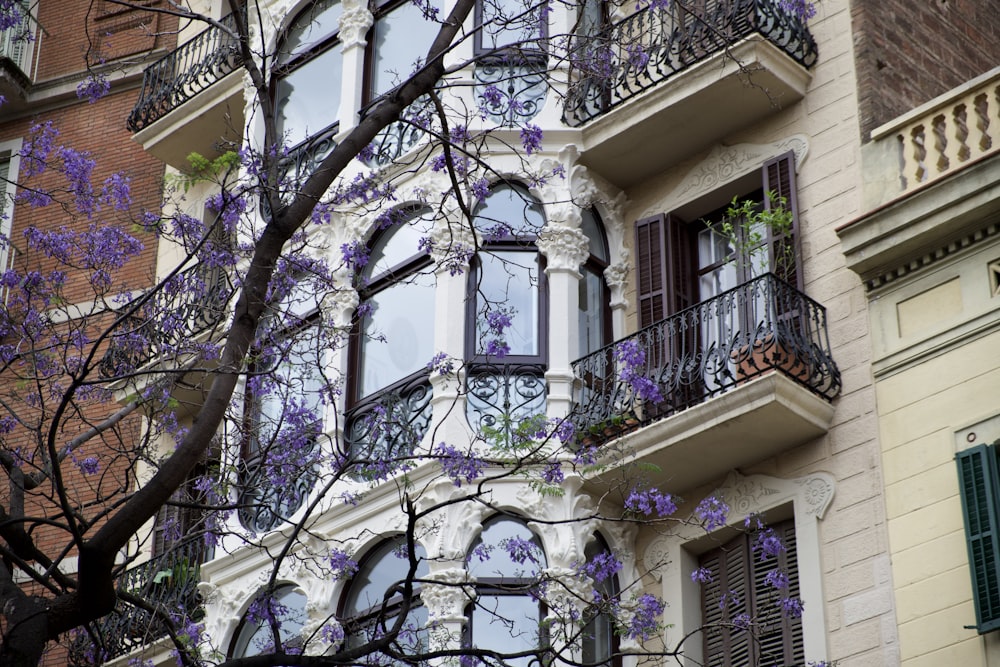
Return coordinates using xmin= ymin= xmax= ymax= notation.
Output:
xmin=762 ymin=152 xmax=801 ymax=290
xmin=752 ymin=520 xmax=804 ymax=666
xmin=701 ymin=535 xmax=752 ymax=667
xmin=956 ymin=444 xmax=1000 ymax=633
xmin=635 ymin=215 xmax=669 ymax=329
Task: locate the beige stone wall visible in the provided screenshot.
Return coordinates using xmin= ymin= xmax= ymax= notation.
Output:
xmin=867 ymin=232 xmax=1000 ymax=666
xmin=603 ymin=0 xmax=899 ymax=664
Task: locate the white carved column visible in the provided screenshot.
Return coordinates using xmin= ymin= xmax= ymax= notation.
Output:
xmin=603 ymin=263 xmax=629 ymax=341
xmin=427 ymin=216 xmax=476 ymax=448
xmin=338 ymin=0 xmax=374 ymax=131
xmin=322 ymin=275 xmax=359 ymax=455
xmin=537 ymin=224 xmax=589 ymax=420
xmin=422 ymin=567 xmax=473 ymax=654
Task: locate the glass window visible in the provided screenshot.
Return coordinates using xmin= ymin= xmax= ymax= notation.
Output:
xmin=341 ymin=538 xmax=429 ymax=655
xmin=231 ymin=585 xmax=309 ymax=657
xmin=578 ymin=208 xmax=610 ymax=358
xmin=581 ymin=534 xmax=619 ymax=667
xmin=367 ymin=0 xmax=441 ymax=102
xmin=274 ymin=0 xmax=343 ymax=149
xmin=476 ymin=0 xmax=546 ymax=55
xmin=355 ymin=209 xmax=436 ymax=400
xmin=467 ymin=517 xmax=547 ymax=667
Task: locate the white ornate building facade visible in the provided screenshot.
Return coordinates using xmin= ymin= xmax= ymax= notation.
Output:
xmin=92 ymin=0 xmax=916 ymax=665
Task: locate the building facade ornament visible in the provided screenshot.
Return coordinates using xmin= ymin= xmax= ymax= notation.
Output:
xmin=604 ymin=262 xmax=629 ymax=309
xmin=669 ymin=134 xmax=810 ymax=205
xmin=428 ymin=218 xmax=477 ymax=268
xmin=537 ymin=225 xmax=589 ymax=272
xmin=422 ymin=567 xmax=473 ymax=623
xmin=338 ymin=0 xmax=374 ymax=48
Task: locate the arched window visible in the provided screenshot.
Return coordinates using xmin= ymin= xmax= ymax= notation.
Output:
xmin=466 ymin=184 xmax=547 ymax=435
xmin=274 ymin=0 xmax=343 ymax=168
xmin=230 ymin=584 xmax=309 ymax=657
xmin=582 ymin=533 xmax=619 ymax=667
xmin=346 ymin=209 xmax=436 ymax=466
xmin=240 ymin=276 xmax=324 ymax=532
xmin=340 ymin=538 xmax=429 ymax=656
xmin=466 ymin=516 xmax=547 ymax=667
xmin=365 ymin=0 xmax=441 ymax=104
xmin=578 ymin=207 xmax=611 ymax=358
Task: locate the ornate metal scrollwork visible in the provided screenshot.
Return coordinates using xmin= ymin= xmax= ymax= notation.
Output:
xmin=474 ymin=59 xmax=548 ymax=126
xmin=570 ymin=274 xmax=840 ymax=441
xmin=127 ymin=12 xmax=244 ymax=132
xmin=361 ymin=95 xmax=434 ymax=168
xmin=345 ymin=374 xmax=433 ymax=476
xmin=238 ymin=442 xmax=319 ymax=533
xmin=563 ymin=0 xmax=818 ymax=126
xmin=466 ymin=363 xmax=547 ymax=441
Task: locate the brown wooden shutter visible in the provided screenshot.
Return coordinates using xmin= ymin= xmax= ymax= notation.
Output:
xmin=762 ymin=152 xmax=802 ymax=290
xmin=635 ymin=215 xmax=668 ymax=329
xmin=700 ymin=520 xmax=803 ymax=667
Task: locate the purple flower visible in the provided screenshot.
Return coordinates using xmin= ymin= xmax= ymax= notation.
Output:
xmin=626 ymin=594 xmax=664 ymax=641
xmin=485 ymin=310 xmax=512 ymax=335
xmin=691 ymin=567 xmax=713 ymax=584
xmin=732 ymin=613 xmax=752 ymax=630
xmin=481 ymin=84 xmax=503 ymax=110
xmin=485 ymin=338 xmax=510 ymax=359
xmin=694 ymin=496 xmax=729 ymax=530
xmin=764 ymin=569 xmax=789 ymax=590
xmin=76 ymin=73 xmax=110 ymax=103
xmin=778 ymin=0 xmax=816 ymax=20
xmin=341 ymin=240 xmax=370 ymax=269
xmin=580 ymin=551 xmax=622 ymax=583
xmin=503 ymin=536 xmax=542 ymax=565
xmin=435 ymin=443 xmax=485 ymax=486
xmin=77 ymin=456 xmax=100 ymax=475
xmin=427 ymin=352 xmax=454 ymax=375
xmin=472 ymin=178 xmax=490 ymax=201
xmin=329 ymin=550 xmax=360 ymax=579
xmin=752 ymin=527 xmax=786 ymax=559
xmin=520 ymin=124 xmax=543 ymax=155
xmin=614 ymin=340 xmax=663 ymax=403
xmin=780 ymin=596 xmax=804 ymax=618
xmin=624 ymin=488 xmax=676 ymax=517
xmin=542 ymin=461 xmax=564 ymax=484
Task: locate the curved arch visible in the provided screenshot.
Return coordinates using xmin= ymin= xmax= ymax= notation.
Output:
xmin=229 ymin=583 xmax=309 ymax=658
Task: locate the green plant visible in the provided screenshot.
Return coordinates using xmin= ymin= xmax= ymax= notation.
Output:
xmin=713 ymin=190 xmax=796 ymax=279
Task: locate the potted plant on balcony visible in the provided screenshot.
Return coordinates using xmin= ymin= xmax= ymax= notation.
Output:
xmin=711 ymin=193 xmax=811 ymax=384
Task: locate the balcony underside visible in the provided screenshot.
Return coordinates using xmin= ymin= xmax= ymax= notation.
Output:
xmin=132 ymin=70 xmax=244 ymax=170
xmin=577 ymin=36 xmax=811 ymax=189
xmin=587 ymin=372 xmax=834 ymax=493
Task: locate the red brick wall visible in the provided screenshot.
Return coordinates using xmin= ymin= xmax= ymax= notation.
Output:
xmin=851 ymin=0 xmax=1000 ymax=140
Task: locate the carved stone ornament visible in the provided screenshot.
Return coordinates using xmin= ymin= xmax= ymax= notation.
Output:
xmin=322 ymin=285 xmax=359 ymax=328
xmin=198 ymin=581 xmax=245 ymax=645
xmin=669 ymin=135 xmax=810 ymax=205
xmin=338 ymin=0 xmax=374 ymax=48
xmin=604 ymin=263 xmax=629 ymax=309
xmin=422 ymin=568 xmax=473 ymax=622
xmin=428 ymin=218 xmax=477 ymax=266
xmin=642 ymin=537 xmax=673 ymax=583
xmin=537 ymin=225 xmax=589 ymax=271
xmin=302 ymin=606 xmax=342 ymax=656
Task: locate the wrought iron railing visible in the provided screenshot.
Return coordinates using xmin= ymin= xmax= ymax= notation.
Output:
xmin=127 ymin=13 xmax=243 ymax=132
xmin=360 ymin=95 xmax=435 ymax=169
xmin=238 ymin=443 xmax=319 ymax=533
xmin=474 ymin=59 xmax=547 ymax=126
xmin=563 ymin=0 xmax=818 ymax=126
xmin=68 ymin=539 xmax=208 ymax=665
xmin=345 ymin=374 xmax=433 ymax=476
xmin=99 ymin=263 xmax=231 ymax=378
xmin=466 ymin=363 xmax=547 ymax=443
xmin=570 ymin=274 xmax=839 ymax=442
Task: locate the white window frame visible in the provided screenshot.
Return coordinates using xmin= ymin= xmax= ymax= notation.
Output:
xmin=643 ymin=471 xmax=833 ymax=666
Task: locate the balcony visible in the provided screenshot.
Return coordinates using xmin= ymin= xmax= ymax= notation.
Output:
xmin=571 ymin=274 xmax=839 ymax=491
xmin=128 ymin=14 xmax=244 ymax=169
xmin=100 ymin=264 xmax=230 ymax=382
xmin=564 ymin=0 xmax=817 ymax=188
xmin=0 ymin=7 xmax=34 ymax=105
xmin=68 ymin=540 xmax=208 ymax=665
xmin=844 ymin=67 xmax=1000 ymax=289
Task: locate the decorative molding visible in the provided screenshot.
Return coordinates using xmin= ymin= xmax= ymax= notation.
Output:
xmin=428 ymin=218 xmax=477 ymax=267
xmin=422 ymin=567 xmax=473 ymax=623
xmin=669 ymin=135 xmax=810 ymax=205
xmin=604 ymin=263 xmax=629 ymax=310
xmin=537 ymin=225 xmax=589 ymax=272
xmin=642 ymin=538 xmax=672 ymax=582
xmin=338 ymin=0 xmax=373 ymax=48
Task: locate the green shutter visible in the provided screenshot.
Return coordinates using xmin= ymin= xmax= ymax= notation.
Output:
xmin=956 ymin=444 xmax=1000 ymax=633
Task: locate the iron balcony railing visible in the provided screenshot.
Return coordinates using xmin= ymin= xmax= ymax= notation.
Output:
xmin=68 ymin=539 xmax=209 ymax=665
xmin=99 ymin=263 xmax=230 ymax=378
xmin=127 ymin=13 xmax=243 ymax=132
xmin=563 ymin=0 xmax=818 ymax=126
xmin=570 ymin=273 xmax=840 ymax=443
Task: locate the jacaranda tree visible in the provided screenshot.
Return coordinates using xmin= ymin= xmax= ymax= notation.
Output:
xmin=0 ymin=0 xmax=824 ymax=665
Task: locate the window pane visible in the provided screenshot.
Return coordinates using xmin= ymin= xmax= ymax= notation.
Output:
xmin=346 ymin=541 xmax=428 ymax=615
xmin=279 ymin=0 xmax=342 ymax=62
xmin=360 ymin=272 xmax=436 ymax=396
xmin=232 ymin=587 xmax=308 ymax=657
xmin=367 ymin=210 xmax=434 ymax=279
xmin=578 ymin=267 xmax=604 ymax=357
xmin=255 ymin=324 xmax=324 ymax=454
xmin=371 ymin=0 xmax=440 ymax=99
xmin=276 ymin=48 xmax=343 ymax=147
xmin=476 ymin=251 xmax=538 ymax=357
xmin=580 ymin=208 xmax=608 ymax=262
xmin=480 ymin=0 xmax=543 ymax=52
xmin=472 ymin=594 xmax=542 ymax=667
xmin=474 ymin=184 xmax=545 ymax=237
xmin=468 ymin=518 xmax=545 ymax=579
